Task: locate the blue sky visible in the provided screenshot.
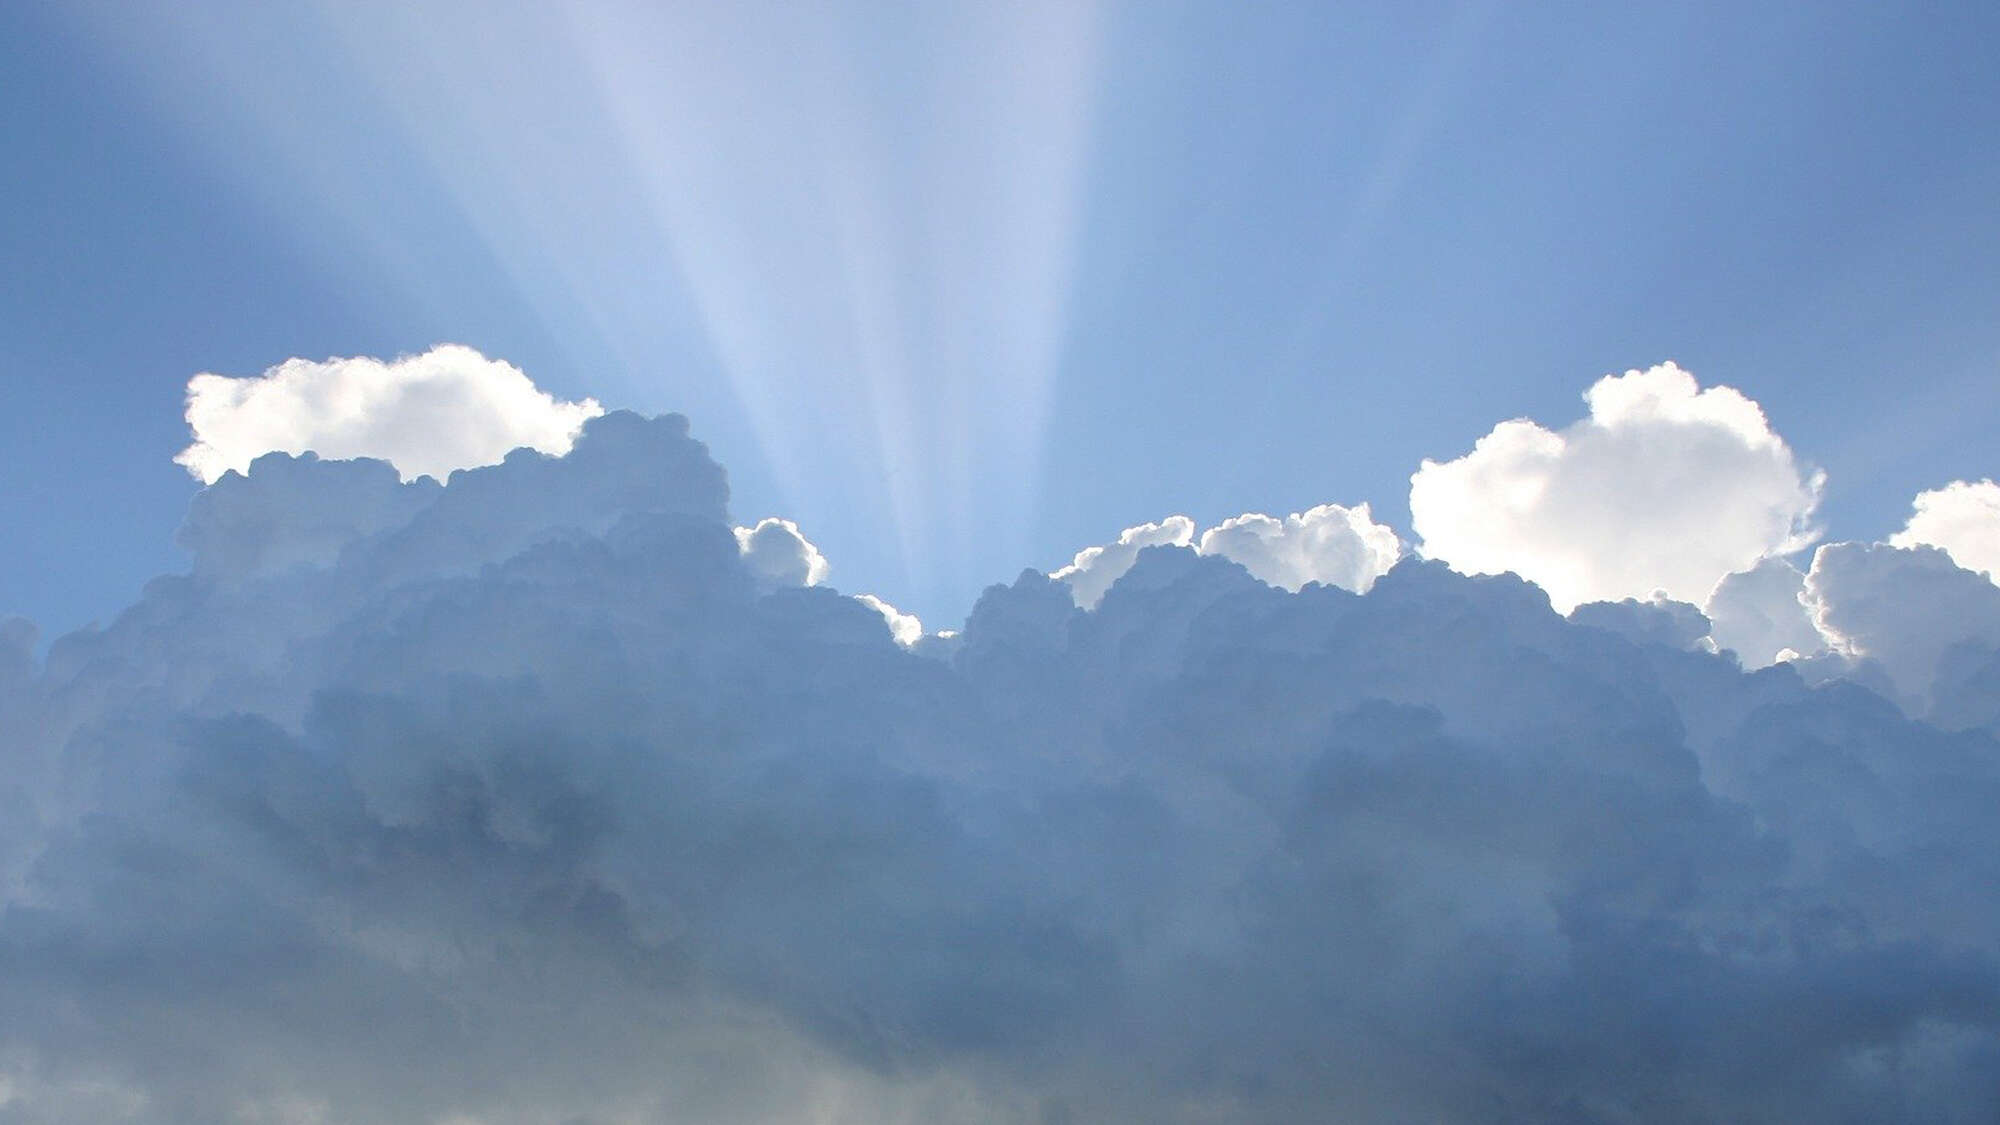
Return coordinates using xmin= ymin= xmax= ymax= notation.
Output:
xmin=10 ymin=6 xmax=2000 ymax=1118
xmin=5 ymin=0 xmax=1997 ymax=636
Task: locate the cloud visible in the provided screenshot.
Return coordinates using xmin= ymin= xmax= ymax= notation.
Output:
xmin=1567 ymin=595 xmax=1711 ymax=652
xmin=1053 ymin=505 xmax=1399 ymax=609
xmin=1804 ymin=540 xmax=2000 ymax=712
xmin=3 ymin=374 xmax=1999 ymax=1121
xmin=1052 ymin=516 xmax=1195 ymax=608
xmin=1892 ymin=479 xmax=2000 ymax=582
xmin=1705 ymin=557 xmax=1828 ymax=668
xmin=1195 ymin=503 xmax=1402 ymax=595
xmin=735 ymin=517 xmax=831 ymax=588
xmin=854 ymin=593 xmax=923 ymax=646
xmin=1409 ymin=363 xmax=1823 ymax=612
xmin=175 ymin=345 xmax=604 ymax=484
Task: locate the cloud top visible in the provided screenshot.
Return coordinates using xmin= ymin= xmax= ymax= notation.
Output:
xmin=1196 ymin=502 xmax=1401 ymax=594
xmin=736 ymin=517 xmax=831 ymax=588
xmin=1054 ymin=506 xmax=1400 ymax=609
xmin=1053 ymin=516 xmax=1196 ymax=608
xmin=5 ymin=354 xmax=1999 ymax=1121
xmin=175 ymin=344 xmax=604 ymax=484
xmin=1892 ymin=478 xmax=2000 ymax=582
xmin=1409 ymin=363 xmax=1822 ymax=611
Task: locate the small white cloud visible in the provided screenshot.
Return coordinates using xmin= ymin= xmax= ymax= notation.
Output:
xmin=1890 ymin=479 xmax=2000 ymax=582
xmin=1196 ymin=503 xmax=1401 ymax=594
xmin=1053 ymin=505 xmax=1400 ymax=609
xmin=855 ymin=593 xmax=923 ymax=646
xmin=735 ymin=518 xmax=830 ymax=588
xmin=1052 ymin=517 xmax=1196 ymax=609
xmin=1409 ymin=362 xmax=1822 ymax=612
xmin=175 ymin=345 xmax=604 ymax=484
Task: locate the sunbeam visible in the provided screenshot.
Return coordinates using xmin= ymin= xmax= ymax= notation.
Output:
xmin=568 ymin=0 xmax=1101 ymax=602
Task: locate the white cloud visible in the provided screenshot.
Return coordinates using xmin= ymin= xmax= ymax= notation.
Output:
xmin=1890 ymin=478 xmax=2000 ymax=582
xmin=175 ymin=344 xmax=604 ymax=484
xmin=1052 ymin=517 xmax=1195 ymax=608
xmin=735 ymin=517 xmax=830 ymax=588
xmin=1195 ymin=503 xmax=1401 ymax=594
xmin=1053 ymin=505 xmax=1400 ymax=609
xmin=1409 ymin=362 xmax=1822 ymax=612
xmin=854 ymin=593 xmax=923 ymax=646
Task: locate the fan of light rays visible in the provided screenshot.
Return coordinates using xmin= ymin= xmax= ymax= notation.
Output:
xmin=57 ymin=0 xmax=1102 ymax=620
xmin=566 ymin=0 xmax=1102 ymax=603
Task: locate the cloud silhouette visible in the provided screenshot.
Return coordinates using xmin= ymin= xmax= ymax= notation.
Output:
xmin=2 ymin=393 xmax=1997 ymax=1122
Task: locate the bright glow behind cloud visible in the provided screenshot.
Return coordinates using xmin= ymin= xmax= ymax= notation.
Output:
xmin=1410 ymin=363 xmax=1822 ymax=612
xmin=176 ymin=345 xmax=603 ymax=484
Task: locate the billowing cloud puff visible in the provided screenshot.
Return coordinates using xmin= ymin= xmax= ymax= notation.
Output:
xmin=735 ymin=517 xmax=830 ymax=588
xmin=1804 ymin=541 xmax=2000 ymax=712
xmin=1054 ymin=506 xmax=1399 ymax=608
xmin=1196 ymin=503 xmax=1401 ymax=594
xmin=1410 ymin=363 xmax=1823 ymax=612
xmin=1567 ymin=595 xmax=1711 ymax=652
xmin=855 ymin=592 xmax=923 ymax=646
xmin=1052 ymin=516 xmax=1195 ymax=608
xmin=1892 ymin=479 xmax=2000 ymax=582
xmin=175 ymin=344 xmax=604 ymax=484
xmin=1705 ymin=557 xmax=1828 ymax=668
xmin=3 ymin=396 xmax=1999 ymax=1122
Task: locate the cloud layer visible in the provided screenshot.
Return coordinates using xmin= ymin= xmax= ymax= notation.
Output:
xmin=176 ymin=345 xmax=605 ymax=484
xmin=1410 ymin=363 xmax=1823 ymax=612
xmin=4 ymin=393 xmax=1999 ymax=1122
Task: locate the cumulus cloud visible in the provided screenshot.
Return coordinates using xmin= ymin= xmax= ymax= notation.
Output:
xmin=175 ymin=344 xmax=604 ymax=484
xmin=1410 ymin=363 xmax=1823 ymax=612
xmin=1052 ymin=516 xmax=1195 ymax=608
xmin=1196 ymin=503 xmax=1402 ymax=594
xmin=1054 ymin=505 xmax=1399 ymax=608
xmin=734 ymin=517 xmax=830 ymax=588
xmin=3 ymin=383 xmax=1999 ymax=1121
xmin=1804 ymin=541 xmax=2000 ymax=712
xmin=1892 ymin=479 xmax=2000 ymax=582
xmin=1705 ymin=556 xmax=1828 ymax=668
xmin=1568 ymin=595 xmax=1711 ymax=651
xmin=730 ymin=519 xmax=919 ymax=645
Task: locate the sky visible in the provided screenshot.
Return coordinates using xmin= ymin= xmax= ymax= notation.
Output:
xmin=8 ymin=4 xmax=2000 ymax=1120
xmin=5 ymin=0 xmax=1999 ymax=636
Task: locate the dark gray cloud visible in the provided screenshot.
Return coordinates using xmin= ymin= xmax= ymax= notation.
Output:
xmin=2 ymin=413 xmax=1997 ymax=1123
